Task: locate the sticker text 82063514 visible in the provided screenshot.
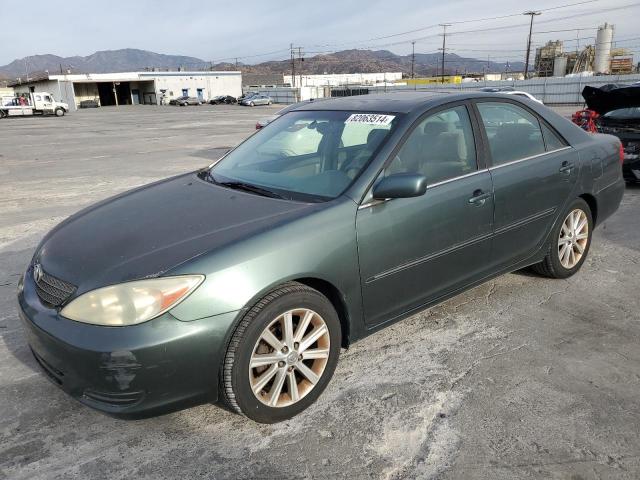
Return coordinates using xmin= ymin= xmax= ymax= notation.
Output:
xmin=344 ymin=114 xmax=395 ymax=126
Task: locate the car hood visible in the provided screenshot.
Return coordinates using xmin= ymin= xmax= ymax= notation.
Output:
xmin=582 ymin=85 xmax=640 ymax=115
xmin=35 ymin=173 xmax=316 ymax=294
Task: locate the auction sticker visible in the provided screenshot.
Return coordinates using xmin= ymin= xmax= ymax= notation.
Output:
xmin=345 ymin=113 xmax=395 ymax=126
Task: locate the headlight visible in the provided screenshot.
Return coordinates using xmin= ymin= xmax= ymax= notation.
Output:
xmin=60 ymin=275 xmax=204 ymax=326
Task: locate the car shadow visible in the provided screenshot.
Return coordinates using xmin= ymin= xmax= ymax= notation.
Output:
xmin=1 ymin=245 xmax=42 ymax=377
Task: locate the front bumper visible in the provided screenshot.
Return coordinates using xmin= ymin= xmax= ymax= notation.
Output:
xmin=622 ymin=155 xmax=640 ymax=182
xmin=18 ymin=268 xmax=239 ymax=418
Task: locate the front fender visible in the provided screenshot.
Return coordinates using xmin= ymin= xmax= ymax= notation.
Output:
xmin=168 ymin=198 xmax=364 ymax=335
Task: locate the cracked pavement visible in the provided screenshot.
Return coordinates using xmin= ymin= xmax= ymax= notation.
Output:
xmin=1 ymin=105 xmax=639 ymax=479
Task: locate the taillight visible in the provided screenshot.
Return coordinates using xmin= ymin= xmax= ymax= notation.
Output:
xmin=255 ymin=123 xmax=261 ymax=130
xmin=619 ymin=142 xmax=625 ymax=164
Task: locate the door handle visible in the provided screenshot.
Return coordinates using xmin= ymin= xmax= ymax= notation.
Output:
xmin=559 ymin=161 xmax=575 ymax=174
xmin=468 ymin=189 xmax=491 ymax=206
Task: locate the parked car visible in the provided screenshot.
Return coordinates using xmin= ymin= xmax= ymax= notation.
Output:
xmin=170 ymin=96 xmax=201 ymax=106
xmin=582 ymin=84 xmax=640 ymax=183
xmin=238 ymin=92 xmax=259 ymax=103
xmin=18 ymin=92 xmax=624 ymax=423
xmin=480 ymin=87 xmax=543 ymax=104
xmin=79 ymin=99 xmax=99 ymax=109
xmin=240 ymin=94 xmax=272 ymax=107
xmin=256 ymin=99 xmax=325 ymax=129
xmin=210 ymin=95 xmax=237 ymax=105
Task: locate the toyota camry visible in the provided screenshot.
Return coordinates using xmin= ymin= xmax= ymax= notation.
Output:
xmin=18 ymin=92 xmax=624 ymax=423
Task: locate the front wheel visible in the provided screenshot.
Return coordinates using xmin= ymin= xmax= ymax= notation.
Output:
xmin=532 ymin=198 xmax=593 ymax=278
xmin=249 ymin=101 xmax=255 ymax=107
xmin=55 ymin=108 xmax=65 ymax=117
xmin=221 ymin=282 xmax=341 ymax=423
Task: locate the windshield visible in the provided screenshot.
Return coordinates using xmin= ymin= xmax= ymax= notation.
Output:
xmin=603 ymin=107 xmax=640 ymax=119
xmin=209 ymin=110 xmax=400 ymax=201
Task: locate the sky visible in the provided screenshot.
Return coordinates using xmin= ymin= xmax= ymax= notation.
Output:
xmin=0 ymin=0 xmax=638 ymax=66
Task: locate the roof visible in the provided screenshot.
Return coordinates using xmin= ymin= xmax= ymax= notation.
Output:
xmin=293 ymin=91 xmax=452 ymax=114
xmin=10 ymin=71 xmax=242 ymax=86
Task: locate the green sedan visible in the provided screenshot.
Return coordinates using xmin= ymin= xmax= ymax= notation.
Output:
xmin=18 ymin=92 xmax=624 ymax=423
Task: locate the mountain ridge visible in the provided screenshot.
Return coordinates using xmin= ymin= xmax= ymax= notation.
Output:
xmin=0 ymin=48 xmax=527 ymax=80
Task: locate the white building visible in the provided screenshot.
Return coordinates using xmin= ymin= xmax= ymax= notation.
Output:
xmin=283 ymin=72 xmax=403 ymax=87
xmin=11 ymin=71 xmax=242 ymax=110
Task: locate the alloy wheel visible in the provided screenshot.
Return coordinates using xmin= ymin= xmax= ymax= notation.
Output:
xmin=558 ymin=208 xmax=589 ymax=269
xmin=249 ymin=308 xmax=330 ymax=408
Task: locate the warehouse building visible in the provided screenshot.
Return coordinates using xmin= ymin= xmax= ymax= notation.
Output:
xmin=10 ymin=71 xmax=242 ymax=110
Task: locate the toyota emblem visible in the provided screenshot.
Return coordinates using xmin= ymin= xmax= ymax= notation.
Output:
xmin=33 ymin=263 xmax=43 ymax=283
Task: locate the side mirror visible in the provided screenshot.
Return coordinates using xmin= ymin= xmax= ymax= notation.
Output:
xmin=372 ymin=173 xmax=427 ymax=200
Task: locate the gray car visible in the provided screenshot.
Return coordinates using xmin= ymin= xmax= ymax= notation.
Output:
xmin=241 ymin=94 xmax=272 ymax=107
xmin=18 ymin=92 xmax=624 ymax=423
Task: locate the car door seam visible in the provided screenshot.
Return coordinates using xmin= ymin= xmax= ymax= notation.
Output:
xmin=365 ymin=231 xmax=494 ymax=284
xmin=493 ymin=207 xmax=556 ymax=236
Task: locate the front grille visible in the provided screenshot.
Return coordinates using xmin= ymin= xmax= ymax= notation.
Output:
xmin=33 ymin=267 xmax=76 ymax=308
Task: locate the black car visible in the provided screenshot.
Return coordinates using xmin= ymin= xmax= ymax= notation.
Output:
xmin=210 ymin=95 xmax=237 ymax=105
xmin=79 ymin=99 xmax=99 ymax=108
xmin=584 ymin=85 xmax=640 ymax=183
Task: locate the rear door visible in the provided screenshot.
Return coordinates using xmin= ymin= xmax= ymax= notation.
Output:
xmin=473 ymin=100 xmax=579 ymax=269
xmin=356 ymin=103 xmax=494 ymax=327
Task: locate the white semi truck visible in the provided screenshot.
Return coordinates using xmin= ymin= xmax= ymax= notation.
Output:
xmin=0 ymin=92 xmax=69 ymax=118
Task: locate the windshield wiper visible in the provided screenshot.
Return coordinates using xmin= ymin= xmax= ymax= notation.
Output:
xmin=217 ymin=180 xmax=285 ymax=199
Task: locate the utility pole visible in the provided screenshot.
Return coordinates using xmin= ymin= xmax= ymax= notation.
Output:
xmin=297 ymin=46 xmax=304 ymax=87
xmin=235 ymin=57 xmax=238 ymax=69
xmin=411 ymin=41 xmax=416 ymax=79
xmin=290 ymin=43 xmax=295 ymax=88
xmin=438 ymin=24 xmax=451 ymax=83
xmin=523 ymin=11 xmax=541 ymax=79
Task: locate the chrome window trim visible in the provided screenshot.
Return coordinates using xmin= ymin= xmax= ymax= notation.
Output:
xmin=487 ymin=146 xmax=572 ymax=171
xmin=426 ymin=168 xmax=489 ymax=188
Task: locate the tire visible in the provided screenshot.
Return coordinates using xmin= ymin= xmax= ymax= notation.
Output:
xmin=532 ymin=198 xmax=593 ymax=279
xmin=221 ymin=282 xmax=341 ymax=423
xmin=55 ymin=108 xmax=65 ymax=117
xmin=249 ymin=101 xmax=255 ymax=107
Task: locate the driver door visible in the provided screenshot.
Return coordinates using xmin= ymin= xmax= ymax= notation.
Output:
xmin=356 ymin=103 xmax=495 ymax=327
xmin=41 ymin=94 xmax=54 ymax=114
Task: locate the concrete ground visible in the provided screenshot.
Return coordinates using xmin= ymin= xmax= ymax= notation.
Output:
xmin=0 ymin=104 xmax=639 ymax=480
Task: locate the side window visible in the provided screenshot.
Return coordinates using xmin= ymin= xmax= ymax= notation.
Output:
xmin=44 ymin=95 xmax=52 ymax=102
xmin=541 ymin=122 xmax=568 ymax=151
xmin=385 ymin=105 xmax=477 ymax=184
xmin=477 ymin=102 xmax=546 ymax=165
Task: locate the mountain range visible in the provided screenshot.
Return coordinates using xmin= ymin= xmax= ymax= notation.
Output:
xmin=0 ymin=48 xmax=527 ymax=81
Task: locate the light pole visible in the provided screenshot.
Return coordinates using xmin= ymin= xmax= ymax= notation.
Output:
xmin=523 ymin=11 xmax=541 ymax=79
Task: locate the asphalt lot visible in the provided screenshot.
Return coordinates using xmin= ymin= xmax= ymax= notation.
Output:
xmin=1 ymin=104 xmax=639 ymax=480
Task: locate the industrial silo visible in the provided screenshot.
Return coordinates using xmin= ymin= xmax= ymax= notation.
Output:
xmin=553 ymin=56 xmax=568 ymax=77
xmin=594 ymin=23 xmax=614 ymax=74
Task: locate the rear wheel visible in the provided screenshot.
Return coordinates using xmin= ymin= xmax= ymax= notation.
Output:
xmin=532 ymin=198 xmax=592 ymax=278
xmin=221 ymin=282 xmax=341 ymax=423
